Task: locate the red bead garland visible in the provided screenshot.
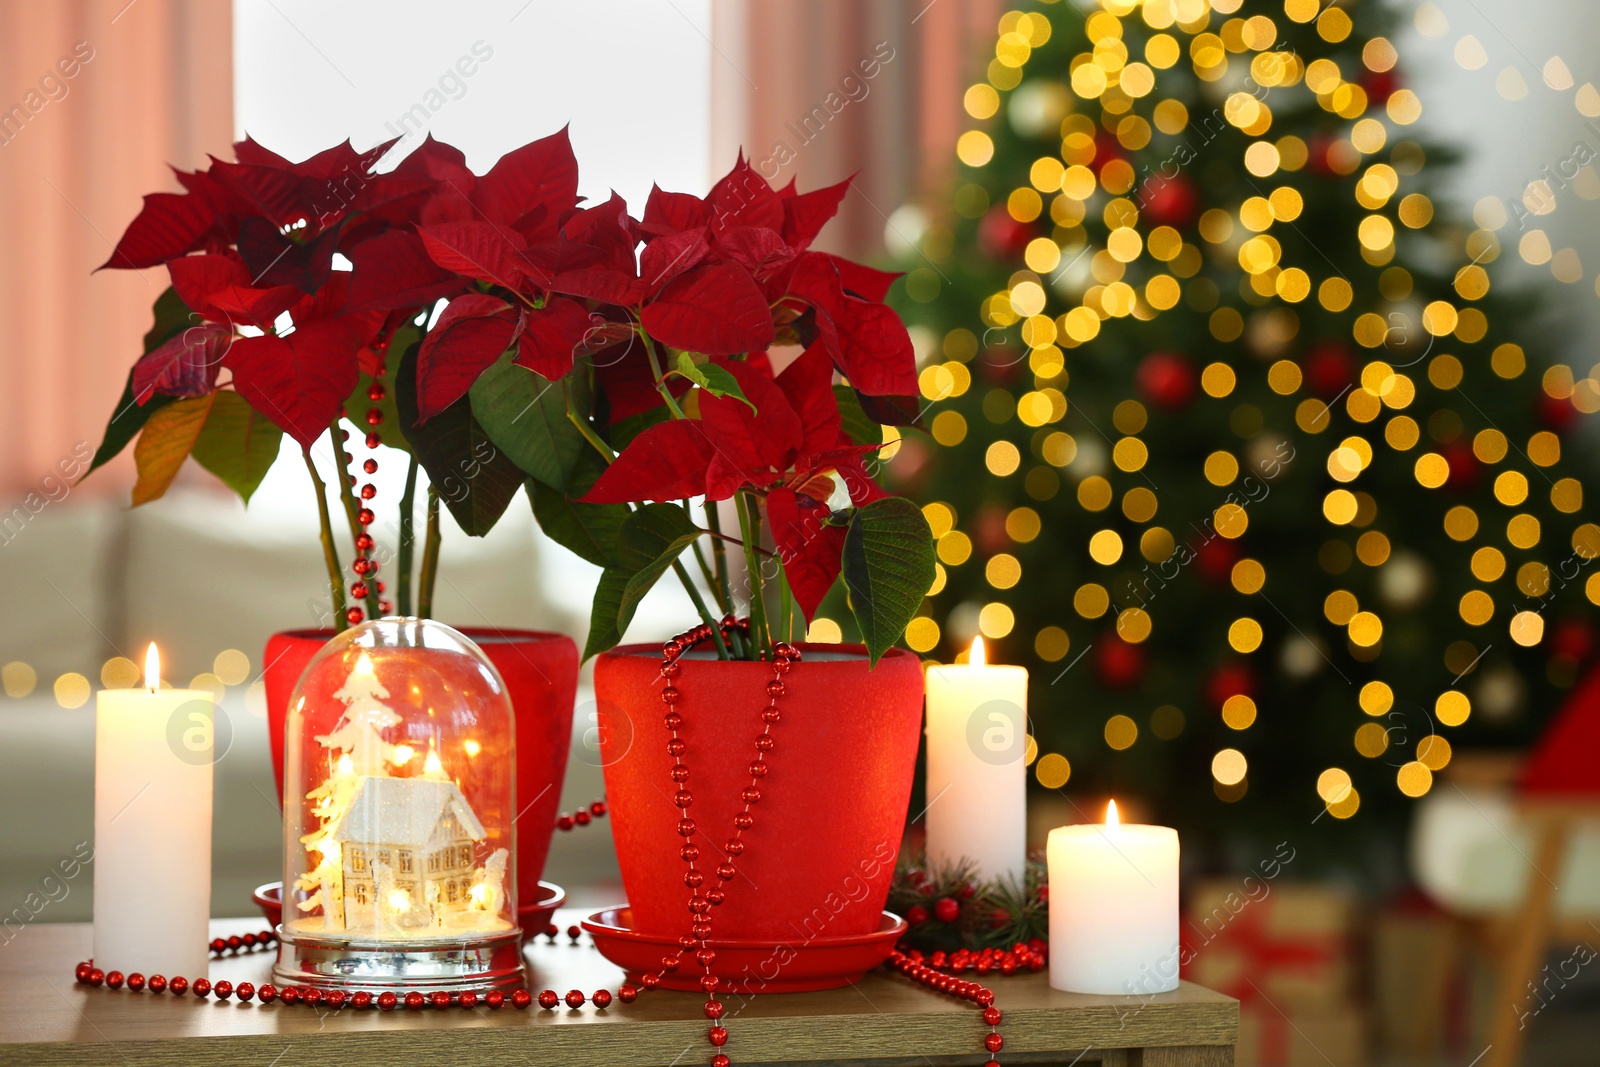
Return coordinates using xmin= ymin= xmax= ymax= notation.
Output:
xmin=342 ymin=361 xmax=392 ymax=626
xmin=555 ymin=799 xmax=608 ymax=832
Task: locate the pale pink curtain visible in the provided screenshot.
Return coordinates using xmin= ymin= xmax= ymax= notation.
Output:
xmin=0 ymin=0 xmax=233 ymax=496
xmin=710 ymin=0 xmax=1001 ymax=260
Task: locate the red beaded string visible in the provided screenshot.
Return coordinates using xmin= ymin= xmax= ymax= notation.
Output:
xmin=617 ymin=615 xmax=797 ymax=1067
xmin=554 ymin=799 xmax=607 ymax=831
xmin=343 ymin=361 xmax=391 ymax=627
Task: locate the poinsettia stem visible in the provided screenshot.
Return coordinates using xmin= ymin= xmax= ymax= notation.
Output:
xmin=777 ymin=564 xmax=796 ymax=645
xmin=397 ymin=454 xmax=419 ymax=616
xmin=418 ymin=486 xmax=441 ymax=619
xmin=639 ymin=328 xmax=687 ymax=420
xmin=331 ymin=421 xmax=381 ymax=620
xmin=303 ymin=450 xmax=347 ymax=631
xmin=705 ymin=499 xmax=733 ymax=609
xmin=671 ymin=558 xmax=731 ymax=660
xmin=683 ymin=502 xmax=722 ymax=609
xmin=565 ymin=380 xmax=616 ymax=462
xmin=735 ymin=490 xmax=772 ymax=659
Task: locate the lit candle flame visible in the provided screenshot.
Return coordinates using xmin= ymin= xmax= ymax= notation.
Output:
xmin=1106 ymin=798 xmax=1120 ymax=827
xmin=144 ymin=643 xmax=160 ymax=692
xmin=970 ymin=635 xmax=986 ymax=667
xmin=424 ymin=747 xmax=444 ymax=777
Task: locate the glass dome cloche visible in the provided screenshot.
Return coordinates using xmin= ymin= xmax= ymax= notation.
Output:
xmin=273 ymin=618 xmax=522 ymax=991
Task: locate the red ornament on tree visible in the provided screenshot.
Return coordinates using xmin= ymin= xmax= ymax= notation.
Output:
xmin=1307 ymin=131 xmax=1340 ymax=177
xmin=1206 ymin=660 xmax=1256 ymax=710
xmin=1137 ymin=173 xmax=1200 ymax=230
xmin=1136 ymin=351 xmax=1197 ymax=410
xmin=934 ymin=897 xmax=961 ymax=923
xmin=1538 ymin=391 xmax=1579 ymax=433
xmin=1304 ymin=339 xmax=1357 ymax=398
xmin=1093 ymin=633 xmax=1146 ymax=690
xmin=1551 ymin=618 xmax=1596 ymax=663
xmin=1441 ymin=441 xmax=1480 ymax=492
xmin=974 ymin=504 xmax=1011 ymax=556
xmin=978 ymin=206 xmax=1037 ymax=260
xmin=1363 ymin=68 xmax=1400 ymax=104
xmin=1192 ymin=534 xmax=1241 ymax=585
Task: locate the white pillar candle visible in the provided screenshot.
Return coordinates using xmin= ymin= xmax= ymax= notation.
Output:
xmin=924 ymin=637 xmax=1027 ymax=884
xmin=1048 ymin=801 xmax=1180 ymax=995
xmin=93 ymin=644 xmax=214 ymax=978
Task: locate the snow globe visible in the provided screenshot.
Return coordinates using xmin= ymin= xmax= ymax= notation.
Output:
xmin=273 ymin=617 xmax=522 ymax=992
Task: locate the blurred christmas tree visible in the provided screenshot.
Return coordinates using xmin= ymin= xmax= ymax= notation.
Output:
xmin=884 ymin=0 xmax=1600 ymax=845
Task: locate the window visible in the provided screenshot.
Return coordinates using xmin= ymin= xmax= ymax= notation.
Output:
xmin=446 ymin=880 xmax=458 ymax=903
xmin=378 ymin=849 xmax=391 ymax=869
xmin=231 ymin=0 xmax=713 ymax=589
xmin=353 ymin=882 xmax=367 ymax=904
xmin=350 ymin=847 xmax=365 ymax=871
xmin=458 ymin=845 xmax=471 ymax=867
xmin=398 ymin=850 xmax=413 ymax=873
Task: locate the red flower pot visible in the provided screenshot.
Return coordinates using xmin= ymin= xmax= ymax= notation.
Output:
xmin=595 ymin=644 xmax=923 ymax=942
xmin=262 ymin=625 xmax=578 ymax=933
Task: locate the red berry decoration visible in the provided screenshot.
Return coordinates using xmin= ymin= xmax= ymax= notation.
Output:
xmin=907 ymin=904 xmax=930 ymax=926
xmin=933 ymin=897 xmax=961 ymax=924
xmin=564 ymin=990 xmax=586 ymax=1009
xmin=537 ymin=989 xmax=560 ymax=1010
xmin=591 ymin=988 xmax=612 ymax=1008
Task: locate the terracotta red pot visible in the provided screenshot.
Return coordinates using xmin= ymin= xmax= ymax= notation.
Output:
xmin=263 ymin=625 xmax=578 ymax=931
xmin=595 ymin=644 xmax=923 ymax=942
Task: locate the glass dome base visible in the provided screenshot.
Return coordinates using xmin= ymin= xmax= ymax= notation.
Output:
xmin=272 ymin=925 xmax=525 ymax=992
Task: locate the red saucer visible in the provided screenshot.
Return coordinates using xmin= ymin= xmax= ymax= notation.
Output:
xmin=252 ymin=880 xmax=567 ymax=940
xmin=582 ymin=907 xmax=907 ymax=994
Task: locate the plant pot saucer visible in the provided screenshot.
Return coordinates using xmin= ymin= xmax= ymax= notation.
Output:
xmin=582 ymin=906 xmax=907 ymax=994
xmin=252 ymin=880 xmax=567 ymax=942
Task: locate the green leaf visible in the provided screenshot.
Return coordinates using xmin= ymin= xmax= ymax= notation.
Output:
xmin=190 ymin=391 xmax=283 ymax=504
xmin=143 ymin=285 xmax=193 ymax=352
xmin=584 ymin=503 xmax=703 ymax=660
xmin=530 ymin=480 xmax=629 ymax=566
xmin=396 ymin=341 xmax=526 ymax=536
xmin=84 ymin=287 xmax=196 ymax=480
xmin=131 ymin=394 xmax=217 ymax=505
xmin=606 ymin=404 xmax=670 ymax=452
xmin=834 ymin=384 xmax=883 ymax=448
xmin=349 ymin=323 xmax=416 ymax=455
xmin=86 ymin=369 xmax=176 ymax=480
xmin=842 ymin=497 xmax=936 ymax=666
xmin=676 ymin=351 xmax=755 ymax=411
xmin=469 ymin=350 xmax=587 ymax=492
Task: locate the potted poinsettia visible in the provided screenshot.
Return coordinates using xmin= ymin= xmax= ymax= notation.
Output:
xmin=87 ymin=131 xmax=599 ymax=923
xmin=402 ymin=155 xmax=937 ymax=949
xmin=94 ymin=130 xmax=936 ymax=954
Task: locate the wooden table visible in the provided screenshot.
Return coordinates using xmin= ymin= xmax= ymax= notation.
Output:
xmin=1 ymin=915 xmax=1237 ymax=1066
